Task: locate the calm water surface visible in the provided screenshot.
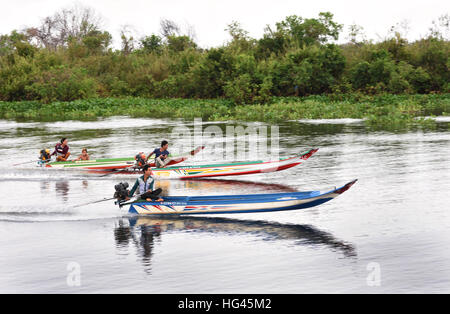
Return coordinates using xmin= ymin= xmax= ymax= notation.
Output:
xmin=0 ymin=117 xmax=449 ymax=293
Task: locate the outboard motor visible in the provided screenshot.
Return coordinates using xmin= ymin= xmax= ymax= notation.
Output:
xmin=135 ymin=152 xmax=146 ymax=168
xmin=114 ymin=182 xmax=129 ymax=201
xmin=39 ymin=149 xmax=51 ymax=161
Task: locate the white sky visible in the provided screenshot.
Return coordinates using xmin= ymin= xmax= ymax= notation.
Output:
xmin=0 ymin=0 xmax=448 ymax=48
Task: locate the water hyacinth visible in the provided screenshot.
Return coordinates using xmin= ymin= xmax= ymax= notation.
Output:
xmin=0 ymin=94 xmax=448 ymax=130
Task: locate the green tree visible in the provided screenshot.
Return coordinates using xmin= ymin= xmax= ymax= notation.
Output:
xmin=225 ymin=21 xmax=254 ymax=52
xmin=192 ymin=48 xmax=234 ymax=97
xmin=274 ymin=12 xmax=343 ymax=47
xmin=167 ymin=35 xmax=197 ymax=52
xmin=0 ymin=30 xmax=36 ymax=58
xmin=81 ymin=30 xmax=112 ymax=54
xmin=140 ymin=35 xmax=163 ymax=54
xmin=26 ymin=66 xmax=97 ymax=102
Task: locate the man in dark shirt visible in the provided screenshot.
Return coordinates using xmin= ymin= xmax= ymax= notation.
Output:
xmin=146 ymin=140 xmax=170 ymax=168
xmin=51 ymin=138 xmax=71 ymax=161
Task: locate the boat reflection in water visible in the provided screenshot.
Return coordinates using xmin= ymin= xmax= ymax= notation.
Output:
xmin=155 ymin=178 xmax=299 ymax=197
xmin=114 ymin=215 xmax=356 ymax=273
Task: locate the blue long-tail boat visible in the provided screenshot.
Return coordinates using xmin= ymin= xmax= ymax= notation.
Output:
xmin=120 ymin=179 xmax=357 ymax=216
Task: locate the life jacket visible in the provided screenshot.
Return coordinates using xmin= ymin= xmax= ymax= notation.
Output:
xmin=39 ymin=149 xmax=51 ymax=161
xmin=135 ymin=152 xmax=147 ymax=167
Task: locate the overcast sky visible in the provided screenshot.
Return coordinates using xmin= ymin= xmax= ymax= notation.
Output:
xmin=0 ymin=0 xmax=448 ymax=48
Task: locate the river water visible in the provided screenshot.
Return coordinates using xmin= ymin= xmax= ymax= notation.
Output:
xmin=0 ymin=116 xmax=449 ymax=293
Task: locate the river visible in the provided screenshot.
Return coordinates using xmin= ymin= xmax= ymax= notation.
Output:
xmin=0 ymin=116 xmax=449 ymax=293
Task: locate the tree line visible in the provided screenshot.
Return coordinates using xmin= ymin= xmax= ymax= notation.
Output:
xmin=0 ymin=5 xmax=448 ymax=104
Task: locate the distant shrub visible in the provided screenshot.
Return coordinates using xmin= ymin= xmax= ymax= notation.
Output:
xmin=26 ymin=67 xmax=97 ymax=102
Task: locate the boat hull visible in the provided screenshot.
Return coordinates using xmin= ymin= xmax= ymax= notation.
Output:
xmin=126 ymin=179 xmax=357 ymax=215
xmin=151 ymin=148 xmax=318 ymax=180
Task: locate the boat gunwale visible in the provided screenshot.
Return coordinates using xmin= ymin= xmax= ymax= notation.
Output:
xmin=151 ymin=149 xmax=317 ymax=171
xmin=45 ymin=146 xmax=205 ymax=166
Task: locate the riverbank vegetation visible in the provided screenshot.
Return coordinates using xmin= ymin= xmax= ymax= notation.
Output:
xmin=1 ymin=94 xmax=448 ymax=129
xmin=0 ymin=5 xmax=449 ymax=129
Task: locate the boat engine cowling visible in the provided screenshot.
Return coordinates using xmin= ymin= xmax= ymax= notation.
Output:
xmin=114 ymin=182 xmax=129 ymax=201
xmin=39 ymin=149 xmax=51 ymax=161
xmin=135 ymin=152 xmax=146 ymax=167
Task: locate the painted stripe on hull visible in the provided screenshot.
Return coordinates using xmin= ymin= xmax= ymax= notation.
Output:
xmin=129 ymin=196 xmax=335 ymax=215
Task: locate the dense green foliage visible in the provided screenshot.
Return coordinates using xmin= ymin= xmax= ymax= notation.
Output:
xmin=0 ymin=10 xmax=448 ymax=104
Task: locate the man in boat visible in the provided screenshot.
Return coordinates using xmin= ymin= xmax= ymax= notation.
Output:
xmin=128 ymin=164 xmax=164 ymax=202
xmin=146 ymin=140 xmax=170 ymax=168
xmin=75 ymin=148 xmax=90 ymax=161
xmin=51 ymin=138 xmax=71 ymax=161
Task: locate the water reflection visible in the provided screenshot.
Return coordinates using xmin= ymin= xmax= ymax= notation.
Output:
xmin=114 ymin=216 xmax=356 ymax=273
xmin=55 ymin=181 xmax=70 ymax=202
xmin=155 ymin=178 xmax=298 ymax=197
xmin=179 ymin=179 xmax=297 ymax=191
xmin=103 ymin=176 xmax=299 ymax=197
xmin=280 ymin=121 xmax=364 ymax=138
xmin=82 ymin=180 xmax=89 ymax=190
xmin=47 ymin=179 xmax=89 ymax=202
xmin=40 ymin=181 xmax=50 ymax=192
xmin=114 ymin=218 xmax=161 ymax=273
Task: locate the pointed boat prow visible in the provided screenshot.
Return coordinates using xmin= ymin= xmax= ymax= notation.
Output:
xmin=301 ymin=148 xmax=319 ymax=160
xmin=333 ymin=179 xmax=358 ymax=195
